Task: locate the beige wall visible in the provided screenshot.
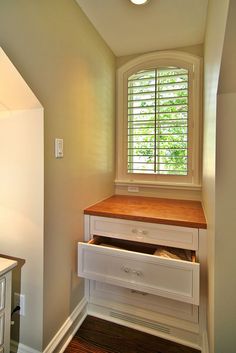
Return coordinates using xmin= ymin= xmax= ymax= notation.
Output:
xmin=0 ymin=0 xmax=116 ymax=351
xmin=3 ymin=1 xmax=236 ymax=352
xmin=215 ymin=93 xmax=236 ymax=353
xmin=202 ymin=0 xmax=229 ymax=352
xmin=116 ymin=44 xmax=204 ymax=68
xmin=215 ymin=1 xmax=236 ymax=352
xmin=0 ymin=48 xmax=44 ymax=350
xmin=0 ymin=108 xmax=44 ymax=349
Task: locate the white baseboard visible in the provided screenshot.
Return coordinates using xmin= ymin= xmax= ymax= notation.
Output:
xmin=11 ymin=297 xmax=88 ymax=353
xmin=44 ymin=297 xmax=87 ymax=353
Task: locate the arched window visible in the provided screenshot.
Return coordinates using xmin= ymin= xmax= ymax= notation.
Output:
xmin=116 ymin=51 xmax=202 ymax=189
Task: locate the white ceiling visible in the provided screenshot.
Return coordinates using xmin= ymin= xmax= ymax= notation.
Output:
xmin=76 ymin=0 xmax=208 ymax=57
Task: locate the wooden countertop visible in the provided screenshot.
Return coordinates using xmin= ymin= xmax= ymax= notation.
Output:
xmin=84 ymin=195 xmax=207 ymax=229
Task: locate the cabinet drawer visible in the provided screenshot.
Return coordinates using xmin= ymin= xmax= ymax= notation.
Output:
xmin=78 ymin=237 xmax=199 ymax=305
xmin=0 ymin=312 xmax=4 ymax=346
xmin=0 ymin=278 xmax=5 ymax=311
xmin=90 ymin=281 xmax=199 ymax=324
xmin=90 ymin=216 xmax=198 ymax=250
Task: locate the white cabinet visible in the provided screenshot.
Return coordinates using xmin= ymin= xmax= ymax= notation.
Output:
xmin=0 ymin=258 xmax=17 ymax=353
xmin=78 ymin=208 xmax=207 ymax=349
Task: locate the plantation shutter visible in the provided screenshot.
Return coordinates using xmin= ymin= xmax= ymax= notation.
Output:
xmin=127 ymin=67 xmax=189 ymax=175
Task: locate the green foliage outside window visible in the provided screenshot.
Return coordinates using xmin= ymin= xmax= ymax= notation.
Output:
xmin=127 ymin=67 xmax=189 ymax=175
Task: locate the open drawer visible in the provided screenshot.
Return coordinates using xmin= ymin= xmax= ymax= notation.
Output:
xmin=78 ymin=236 xmax=200 ymax=305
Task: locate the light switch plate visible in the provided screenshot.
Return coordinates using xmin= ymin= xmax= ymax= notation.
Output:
xmin=55 ymin=138 xmax=64 ymax=158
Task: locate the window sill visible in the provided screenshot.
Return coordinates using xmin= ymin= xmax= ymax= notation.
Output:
xmin=115 ymin=179 xmax=201 ymax=191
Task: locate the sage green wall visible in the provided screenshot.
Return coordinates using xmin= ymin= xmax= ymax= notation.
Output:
xmin=0 ymin=0 xmax=115 ymax=350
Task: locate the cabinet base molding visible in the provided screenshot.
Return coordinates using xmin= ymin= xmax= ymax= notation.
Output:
xmin=87 ymin=302 xmax=202 ymax=351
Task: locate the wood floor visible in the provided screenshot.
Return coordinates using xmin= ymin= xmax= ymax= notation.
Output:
xmin=64 ymin=316 xmax=200 ymax=353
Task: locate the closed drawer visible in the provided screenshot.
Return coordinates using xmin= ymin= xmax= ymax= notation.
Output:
xmin=90 ymin=281 xmax=199 ymax=324
xmin=0 ymin=278 xmax=5 ymax=311
xmin=90 ymin=216 xmax=199 ymax=250
xmin=78 ymin=236 xmax=200 ymax=305
xmin=0 ymin=312 xmax=4 ymax=346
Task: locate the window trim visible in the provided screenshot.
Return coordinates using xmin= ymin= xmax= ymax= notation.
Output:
xmin=116 ymin=51 xmax=202 ymax=189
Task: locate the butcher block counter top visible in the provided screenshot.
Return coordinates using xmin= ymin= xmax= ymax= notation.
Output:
xmin=84 ymin=195 xmax=207 ymax=229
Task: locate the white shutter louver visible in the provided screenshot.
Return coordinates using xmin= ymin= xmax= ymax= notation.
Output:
xmin=127 ymin=67 xmax=189 ymax=175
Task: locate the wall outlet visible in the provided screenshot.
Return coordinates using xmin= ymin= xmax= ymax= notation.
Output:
xmin=14 ymin=293 xmax=26 ymax=316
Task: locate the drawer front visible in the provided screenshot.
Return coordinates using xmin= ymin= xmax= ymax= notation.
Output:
xmin=78 ymin=242 xmax=199 ymax=305
xmin=0 ymin=278 xmax=5 ymax=311
xmin=90 ymin=281 xmax=199 ymax=324
xmin=90 ymin=216 xmax=198 ymax=250
xmin=0 ymin=312 xmax=4 ymax=346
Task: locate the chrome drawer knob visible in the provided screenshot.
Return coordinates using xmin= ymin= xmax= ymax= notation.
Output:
xmin=121 ymin=266 xmax=142 ymax=276
xmin=121 ymin=266 xmax=130 ymax=273
xmin=132 ymin=229 xmax=148 ymax=236
xmin=135 ymin=270 xmax=143 ymax=276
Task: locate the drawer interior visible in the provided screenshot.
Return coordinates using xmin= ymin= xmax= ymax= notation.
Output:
xmin=89 ymin=236 xmax=196 ymax=263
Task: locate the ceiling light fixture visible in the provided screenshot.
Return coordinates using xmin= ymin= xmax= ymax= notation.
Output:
xmin=129 ymin=0 xmax=149 ymax=5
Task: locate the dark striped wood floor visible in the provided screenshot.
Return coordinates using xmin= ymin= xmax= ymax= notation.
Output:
xmin=64 ymin=316 xmax=200 ymax=353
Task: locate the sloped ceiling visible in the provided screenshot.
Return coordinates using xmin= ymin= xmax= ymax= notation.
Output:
xmin=218 ymin=0 xmax=236 ymax=94
xmin=76 ymin=0 xmax=208 ymax=56
xmin=0 ymin=48 xmax=42 ymax=111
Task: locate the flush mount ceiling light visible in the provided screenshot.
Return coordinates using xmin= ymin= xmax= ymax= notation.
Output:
xmin=129 ymin=0 xmax=150 ymax=5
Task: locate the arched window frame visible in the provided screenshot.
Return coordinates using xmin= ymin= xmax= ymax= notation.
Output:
xmin=116 ymin=51 xmax=202 ymax=189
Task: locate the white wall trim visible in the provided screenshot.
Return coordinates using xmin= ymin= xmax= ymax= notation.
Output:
xmin=115 ymin=179 xmax=202 ymax=190
xmin=117 ymin=50 xmax=202 ymax=74
xmin=115 ymin=183 xmax=202 ymax=201
xmin=44 ymin=297 xmax=87 ymax=353
xmin=116 ymin=50 xmax=202 ymax=188
xmin=202 ymin=330 xmax=209 ymax=353
xmin=11 ymin=297 xmax=88 ymax=353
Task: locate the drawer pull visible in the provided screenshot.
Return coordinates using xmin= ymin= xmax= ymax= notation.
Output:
xmin=121 ymin=266 xmax=143 ymax=276
xmin=122 ymin=266 xmax=131 ymax=273
xmin=134 ymin=270 xmax=143 ymax=276
xmin=131 ymin=229 xmax=148 ymax=236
